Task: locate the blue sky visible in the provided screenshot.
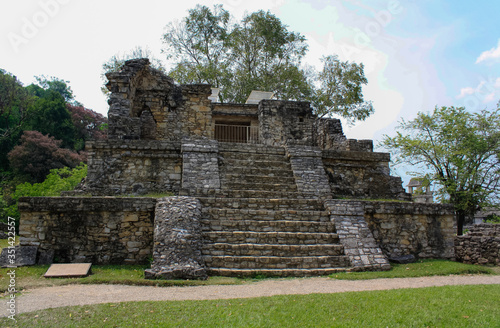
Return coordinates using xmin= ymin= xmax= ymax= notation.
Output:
xmin=1 ymin=0 xmax=499 ymax=181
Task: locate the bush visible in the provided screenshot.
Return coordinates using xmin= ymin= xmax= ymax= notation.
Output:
xmin=5 ymin=165 xmax=87 ymax=232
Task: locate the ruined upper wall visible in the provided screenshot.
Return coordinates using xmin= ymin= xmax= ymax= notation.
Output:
xmin=106 ymin=58 xmax=213 ymax=141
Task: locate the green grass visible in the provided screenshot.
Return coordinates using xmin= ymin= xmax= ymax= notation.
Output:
xmin=2 ymin=285 xmax=498 ymax=327
xmin=330 ymin=259 xmax=495 ymax=280
xmin=0 ymin=236 xmax=19 ymax=250
xmin=0 ymin=265 xmax=242 ymax=294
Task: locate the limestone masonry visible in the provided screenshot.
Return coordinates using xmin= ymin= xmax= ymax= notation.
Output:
xmin=18 ymin=59 xmax=456 ymax=277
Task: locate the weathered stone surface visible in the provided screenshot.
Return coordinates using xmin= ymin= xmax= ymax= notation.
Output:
xmin=455 ymin=224 xmax=499 ymax=266
xmin=19 ymin=197 xmax=155 ymax=264
xmin=325 ymin=200 xmax=391 ymax=271
xmin=389 ymin=254 xmax=416 ymax=264
xmin=145 ymin=197 xmax=207 ymax=280
xmin=0 ymin=246 xmax=38 ymax=267
xmin=0 ymin=222 xmax=8 ymax=239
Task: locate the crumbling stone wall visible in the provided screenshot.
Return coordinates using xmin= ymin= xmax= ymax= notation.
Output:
xmin=455 ymin=224 xmax=499 ymax=265
xmin=18 ymin=197 xmax=156 ymax=264
xmin=323 ymin=150 xmax=410 ymax=200
xmin=106 ymin=59 xmax=213 ymax=141
xmin=363 ymin=201 xmax=455 ymax=259
xmin=259 ymin=100 xmax=315 ymax=146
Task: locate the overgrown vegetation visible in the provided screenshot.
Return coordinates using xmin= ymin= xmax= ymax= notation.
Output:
xmin=1 ymin=165 xmax=87 ymax=231
xmin=0 ymin=69 xmax=106 ymax=226
xmin=2 ymin=285 xmax=498 ymax=327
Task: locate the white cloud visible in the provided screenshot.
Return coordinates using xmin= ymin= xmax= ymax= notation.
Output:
xmin=457 ymin=86 xmax=477 ymax=99
xmin=456 ymin=78 xmax=500 ymax=106
xmin=476 ymin=39 xmax=500 ymax=64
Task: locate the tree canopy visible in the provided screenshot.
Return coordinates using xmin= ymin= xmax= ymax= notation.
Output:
xmin=160 ymin=4 xmax=372 ymax=121
xmin=382 ymin=105 xmax=500 ymax=235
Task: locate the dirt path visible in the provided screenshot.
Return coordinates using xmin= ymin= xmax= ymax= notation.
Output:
xmin=5 ymin=275 xmax=500 ymax=316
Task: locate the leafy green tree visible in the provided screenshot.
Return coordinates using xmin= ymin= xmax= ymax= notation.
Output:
xmin=382 ymin=106 xmax=500 ymax=235
xmin=163 ymin=4 xmax=231 ymax=100
xmin=227 ymin=10 xmax=310 ymax=102
xmin=160 ymin=5 xmax=371 ymax=122
xmin=312 ymin=55 xmax=373 ymax=123
xmin=34 ymin=75 xmax=75 ymax=103
xmin=0 ymin=69 xmax=35 ymax=171
xmin=25 ymin=85 xmax=75 ymax=148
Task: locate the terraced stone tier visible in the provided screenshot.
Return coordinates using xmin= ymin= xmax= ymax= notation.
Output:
xmin=207 ymin=267 xmax=350 ymax=277
xmin=202 ymin=243 xmax=345 ymax=257
xmin=202 ymin=208 xmax=331 ymax=222
xmin=203 ymin=231 xmax=340 ymax=244
xmin=198 ymin=197 xmax=325 ymax=211
xmin=200 ymin=219 xmax=335 ymax=233
xmin=204 ymin=255 xmax=350 ymax=269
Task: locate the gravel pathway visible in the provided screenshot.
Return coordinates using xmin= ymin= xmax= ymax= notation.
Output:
xmin=5 ymin=274 xmax=500 ymax=316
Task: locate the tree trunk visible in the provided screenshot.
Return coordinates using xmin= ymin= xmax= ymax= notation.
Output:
xmin=456 ymin=210 xmax=465 ymax=236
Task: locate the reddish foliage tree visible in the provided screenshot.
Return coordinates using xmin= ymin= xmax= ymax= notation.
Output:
xmin=67 ymin=104 xmax=107 ymax=149
xmin=8 ymin=131 xmax=86 ymax=183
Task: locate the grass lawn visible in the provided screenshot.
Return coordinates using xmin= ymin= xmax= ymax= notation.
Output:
xmin=1 ymin=284 xmax=498 ymax=327
xmin=330 ymin=259 xmax=496 ymax=280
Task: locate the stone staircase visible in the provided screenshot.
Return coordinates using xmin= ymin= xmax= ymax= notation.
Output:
xmin=197 ymin=142 xmax=351 ymax=276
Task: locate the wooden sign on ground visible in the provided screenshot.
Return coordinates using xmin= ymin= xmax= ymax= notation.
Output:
xmin=44 ymin=263 xmax=92 ymax=278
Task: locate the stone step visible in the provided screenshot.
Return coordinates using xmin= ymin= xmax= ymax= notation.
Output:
xmin=220 ymin=152 xmax=288 ymax=162
xmin=222 ymin=182 xmax=297 ymax=192
xmin=206 ymin=267 xmax=350 ymax=277
xmin=203 ymin=255 xmax=350 ymax=269
xmin=218 ymin=142 xmax=286 ymax=155
xmin=198 ymin=197 xmax=325 ymax=211
xmin=203 ymin=231 xmax=339 ymax=244
xmin=221 ymin=174 xmax=296 ymax=185
xmin=220 ymin=158 xmax=292 ymax=169
xmin=180 ymin=188 xmax=307 ymax=199
xmin=202 ymin=208 xmax=331 ymax=222
xmin=218 ymin=143 xmax=285 ymax=153
xmin=222 ymin=166 xmax=295 ymax=177
xmin=201 ymin=219 xmax=335 ymax=233
xmin=202 ymin=243 xmax=345 ymax=257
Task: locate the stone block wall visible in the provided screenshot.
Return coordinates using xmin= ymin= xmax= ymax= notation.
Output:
xmin=325 ymin=200 xmax=391 ymax=271
xmin=258 ymin=100 xmax=315 ymax=146
xmin=323 ymin=150 xmax=411 ymax=201
xmin=363 ymin=201 xmax=455 ymax=259
xmin=181 ymin=139 xmax=220 ymax=191
xmin=18 ymin=197 xmax=156 ymax=264
xmin=287 ymin=145 xmax=332 ymax=198
xmin=455 ymin=224 xmax=499 ymax=265
xmin=85 ymin=140 xmax=182 ymax=195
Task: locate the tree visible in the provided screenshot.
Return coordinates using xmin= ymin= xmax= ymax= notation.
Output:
xmin=160 ymin=5 xmax=371 ymax=121
xmin=382 ymin=106 xmax=500 ymax=235
xmin=0 ymin=69 xmax=34 ymax=170
xmin=67 ymin=104 xmax=107 ymax=151
xmin=8 ymin=131 xmax=85 ymax=183
xmin=24 ymin=86 xmax=76 ymax=149
xmin=34 ymin=75 xmax=75 ymax=103
xmin=162 ymin=4 xmax=231 ymax=100
xmin=312 ymin=55 xmax=373 ymax=122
